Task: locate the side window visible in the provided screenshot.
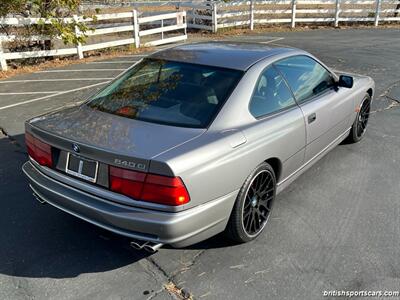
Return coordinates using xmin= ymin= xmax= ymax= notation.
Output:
xmin=249 ymin=66 xmax=296 ymax=118
xmin=274 ymin=55 xmax=335 ymax=104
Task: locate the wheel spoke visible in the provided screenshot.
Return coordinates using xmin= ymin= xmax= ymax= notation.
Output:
xmin=259 ymin=174 xmax=269 ymax=190
xmin=255 ymin=174 xmax=263 ymax=191
xmin=262 ymin=195 xmax=274 ymax=204
xmin=249 ymin=186 xmax=257 ymax=196
xmin=254 ymin=211 xmax=260 ymax=230
xmin=249 ymin=213 xmax=256 ymax=233
xmin=258 ymin=209 xmax=267 ymax=221
xmin=259 ymin=202 xmax=270 ymax=212
xmin=259 ymin=187 xmax=274 ymax=198
xmin=243 ymin=209 xmax=252 ymax=219
xmin=245 ymin=212 xmax=252 ymax=230
xmin=244 ymin=196 xmax=252 ymax=209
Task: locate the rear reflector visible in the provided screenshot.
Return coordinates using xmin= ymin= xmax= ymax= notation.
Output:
xmin=109 ymin=166 xmax=190 ymax=206
xmin=25 ymin=132 xmax=52 ymax=167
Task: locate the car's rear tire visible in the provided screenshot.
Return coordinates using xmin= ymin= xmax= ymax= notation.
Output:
xmin=346 ymin=94 xmax=371 ymax=143
xmin=226 ymin=162 xmax=276 ymax=243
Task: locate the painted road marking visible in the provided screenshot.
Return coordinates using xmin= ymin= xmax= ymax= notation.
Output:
xmin=116 ymin=55 xmax=149 ymax=57
xmin=0 ymin=91 xmax=63 ymax=95
xmin=36 ymin=69 xmax=126 ymax=73
xmin=259 ymin=37 xmax=285 ymax=44
xmin=86 ymin=61 xmax=138 ymax=64
xmin=0 ymin=78 xmax=113 ymax=83
xmin=0 ymin=81 xmax=109 ymax=111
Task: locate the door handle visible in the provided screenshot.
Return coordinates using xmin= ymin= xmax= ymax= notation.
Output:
xmin=308 ymin=113 xmax=316 ymax=124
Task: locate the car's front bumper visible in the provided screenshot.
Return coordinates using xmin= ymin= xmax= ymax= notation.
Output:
xmin=22 ymin=161 xmax=237 ymax=247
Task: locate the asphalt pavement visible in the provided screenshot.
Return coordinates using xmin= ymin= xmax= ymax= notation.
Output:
xmin=0 ymin=28 xmax=399 ymax=299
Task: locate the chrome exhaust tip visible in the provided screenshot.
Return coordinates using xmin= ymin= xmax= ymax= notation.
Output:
xmin=32 ymin=192 xmax=46 ymax=204
xmin=143 ymin=243 xmax=163 ymax=253
xmin=130 ymin=240 xmax=148 ymax=250
xmin=130 ymin=240 xmax=164 ymax=253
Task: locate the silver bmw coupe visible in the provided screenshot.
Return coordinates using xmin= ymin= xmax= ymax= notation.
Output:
xmin=23 ymin=42 xmax=374 ymax=251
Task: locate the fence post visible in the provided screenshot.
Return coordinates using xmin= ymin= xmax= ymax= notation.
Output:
xmin=133 ymin=9 xmax=140 ymax=48
xmin=180 ymin=11 xmax=187 ymax=36
xmin=250 ymin=0 xmax=254 ymax=30
xmin=291 ymin=0 xmax=297 ymax=28
xmin=0 ymin=40 xmax=7 ymax=71
xmin=73 ymin=15 xmax=84 ymax=59
xmin=374 ymin=0 xmax=381 ymax=26
xmin=334 ymin=0 xmax=340 ymax=27
xmin=184 ymin=11 xmax=187 ymax=36
xmin=192 ymin=8 xmax=196 ymax=27
xmin=161 ymin=19 xmax=164 ymax=40
xmin=212 ymin=3 xmax=218 ymax=33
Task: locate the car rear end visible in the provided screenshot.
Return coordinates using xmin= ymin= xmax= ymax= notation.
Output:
xmin=22 ymin=57 xmax=244 ymax=248
xmin=23 ymin=120 xmax=238 ymax=248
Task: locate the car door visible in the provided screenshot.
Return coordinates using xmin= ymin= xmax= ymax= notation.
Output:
xmin=246 ymin=65 xmax=306 ymax=181
xmin=274 ymin=55 xmax=353 ymax=162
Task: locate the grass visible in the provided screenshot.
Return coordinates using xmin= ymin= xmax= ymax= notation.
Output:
xmin=164 ymin=282 xmax=193 ymax=300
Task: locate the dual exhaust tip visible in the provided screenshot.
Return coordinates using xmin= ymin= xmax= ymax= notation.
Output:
xmin=130 ymin=240 xmax=164 ymax=253
xmin=32 ymin=191 xmax=46 ymax=204
xmin=32 ymin=192 xmax=163 ymax=253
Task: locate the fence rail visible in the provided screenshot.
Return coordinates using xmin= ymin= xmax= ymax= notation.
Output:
xmin=1 ymin=0 xmax=399 ymax=70
xmin=181 ymin=0 xmax=400 ymax=31
xmin=0 ymin=10 xmax=187 ymax=71
xmin=221 ymin=0 xmax=399 ymax=30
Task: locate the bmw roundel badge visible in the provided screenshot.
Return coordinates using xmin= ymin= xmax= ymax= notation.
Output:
xmin=72 ymin=143 xmax=80 ymax=153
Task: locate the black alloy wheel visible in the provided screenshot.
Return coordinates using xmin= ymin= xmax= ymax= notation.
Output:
xmin=356 ymin=97 xmax=371 ymax=139
xmin=347 ymin=94 xmax=371 ymax=143
xmin=226 ymin=162 xmax=276 ymax=243
xmin=242 ymin=170 xmax=274 ymax=237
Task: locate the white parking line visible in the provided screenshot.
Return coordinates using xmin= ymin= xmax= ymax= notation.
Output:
xmin=0 ymin=81 xmax=109 ymax=111
xmin=116 ymin=55 xmax=149 ymax=57
xmin=87 ymin=61 xmax=138 ymax=64
xmin=259 ymin=37 xmax=285 ymax=44
xmin=0 ymin=92 xmax=62 ymax=95
xmin=36 ymin=69 xmax=126 ymax=73
xmin=0 ymin=78 xmax=113 ymax=83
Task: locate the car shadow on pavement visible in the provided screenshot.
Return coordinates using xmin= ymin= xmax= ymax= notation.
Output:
xmin=0 ymin=134 xmax=150 ymax=279
xmin=180 ymin=233 xmax=240 ymax=250
xmin=0 ymin=134 xmax=239 ymax=281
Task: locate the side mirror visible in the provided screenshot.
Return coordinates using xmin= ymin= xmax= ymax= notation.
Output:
xmin=337 ymin=75 xmax=353 ymax=88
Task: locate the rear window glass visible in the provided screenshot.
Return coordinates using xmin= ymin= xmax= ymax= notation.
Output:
xmin=87 ymin=59 xmax=243 ymax=128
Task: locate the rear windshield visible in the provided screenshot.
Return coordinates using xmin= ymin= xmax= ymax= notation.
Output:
xmin=87 ymin=58 xmax=243 ymax=128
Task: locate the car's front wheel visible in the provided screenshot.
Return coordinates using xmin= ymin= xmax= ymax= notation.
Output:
xmin=226 ymin=162 xmax=276 ymax=243
xmin=347 ymin=94 xmax=371 ymax=143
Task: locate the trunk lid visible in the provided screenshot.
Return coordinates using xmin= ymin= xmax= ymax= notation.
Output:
xmin=27 ymin=105 xmax=205 ymax=174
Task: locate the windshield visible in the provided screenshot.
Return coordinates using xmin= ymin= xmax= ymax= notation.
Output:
xmin=87 ymin=58 xmax=243 ymax=128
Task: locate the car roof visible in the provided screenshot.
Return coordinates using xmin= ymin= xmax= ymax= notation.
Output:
xmin=149 ymin=42 xmax=296 ymax=71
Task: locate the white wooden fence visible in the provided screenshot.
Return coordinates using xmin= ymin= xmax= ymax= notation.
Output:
xmin=181 ymin=2 xmax=216 ymax=31
xmin=182 ymin=0 xmax=400 ymax=31
xmin=0 ymin=10 xmax=187 ymax=71
xmin=1 ymin=0 xmax=399 ymax=71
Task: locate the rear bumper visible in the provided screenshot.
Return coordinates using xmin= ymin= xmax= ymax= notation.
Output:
xmin=22 ymin=161 xmax=237 ymax=247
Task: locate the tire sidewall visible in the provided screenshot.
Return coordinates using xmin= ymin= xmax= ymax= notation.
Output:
xmin=351 ymin=94 xmax=371 ymax=142
xmin=229 ymin=162 xmax=276 ymax=243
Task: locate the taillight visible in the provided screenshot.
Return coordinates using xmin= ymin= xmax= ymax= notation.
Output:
xmin=25 ymin=132 xmax=52 ymax=167
xmin=109 ymin=166 xmax=146 ymax=199
xmin=109 ymin=166 xmax=190 ymax=206
xmin=141 ymin=174 xmax=190 ymax=205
